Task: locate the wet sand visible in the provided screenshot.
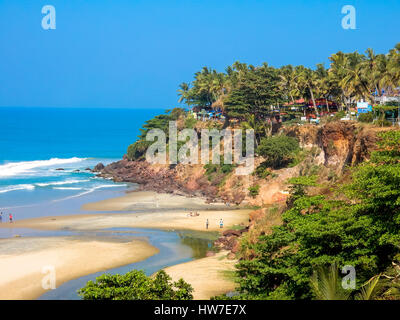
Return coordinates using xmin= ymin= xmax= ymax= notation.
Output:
xmin=163 ymin=251 xmax=237 ymax=299
xmin=0 ymin=237 xmax=158 ymax=300
xmin=0 ymin=192 xmax=251 ymax=232
xmin=0 ymin=191 xmax=250 ymax=300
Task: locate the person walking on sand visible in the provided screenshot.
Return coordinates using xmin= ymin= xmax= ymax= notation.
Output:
xmin=206 ymin=219 xmax=209 ymax=230
xmin=9 ymin=213 xmax=12 ymax=223
xmin=0 ymin=212 xmax=2 ymax=223
xmin=219 ymin=219 xmax=223 ymax=229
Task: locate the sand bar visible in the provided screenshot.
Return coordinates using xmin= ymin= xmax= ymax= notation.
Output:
xmin=0 ymin=192 xmax=250 ymax=300
xmin=0 ymin=236 xmax=158 ymax=300
xmin=0 ymin=192 xmax=251 ymax=232
xmin=163 ymin=251 xmax=237 ymax=299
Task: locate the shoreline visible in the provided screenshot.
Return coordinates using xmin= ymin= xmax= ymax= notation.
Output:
xmin=0 ymin=236 xmax=158 ymax=300
xmin=0 ymin=191 xmax=250 ymax=300
xmin=0 ymin=191 xmax=251 ymax=233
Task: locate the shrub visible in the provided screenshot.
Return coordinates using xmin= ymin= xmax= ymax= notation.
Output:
xmin=373 ymin=119 xmax=392 ymax=127
xmin=327 ymin=111 xmax=346 ymax=122
xmin=184 ymin=114 xmax=197 ymax=129
xmin=358 ymin=112 xmax=374 ymax=123
xmin=256 ymin=135 xmax=300 ymax=169
xmin=248 ymin=185 xmax=260 ymax=198
xmin=233 ymin=130 xmax=400 ymax=300
xmin=254 ymin=162 xmax=272 ymax=179
xmin=127 ymin=108 xmax=186 ymax=160
xmin=78 ymin=270 xmax=193 ymax=300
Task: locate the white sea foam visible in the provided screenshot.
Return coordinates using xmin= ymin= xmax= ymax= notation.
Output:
xmin=52 ymin=184 xmax=128 ymax=202
xmin=0 ymin=184 xmax=35 ymax=194
xmin=35 ymin=179 xmax=90 ymax=187
xmin=0 ymin=158 xmax=87 ymax=178
xmin=53 ymin=187 xmax=83 ymax=190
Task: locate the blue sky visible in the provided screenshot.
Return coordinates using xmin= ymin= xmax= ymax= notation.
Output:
xmin=0 ymin=0 xmax=399 ymax=108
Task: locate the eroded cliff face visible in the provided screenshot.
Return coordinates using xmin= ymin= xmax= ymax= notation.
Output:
xmin=285 ymin=121 xmax=379 ymax=170
xmin=99 ymin=122 xmax=379 ymax=206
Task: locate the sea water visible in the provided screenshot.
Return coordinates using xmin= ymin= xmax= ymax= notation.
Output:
xmin=0 ymin=107 xmax=164 ymax=219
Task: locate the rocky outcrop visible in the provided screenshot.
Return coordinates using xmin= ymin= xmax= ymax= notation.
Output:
xmin=93 ymin=163 xmax=105 ymax=172
xmin=98 ymin=160 xmax=219 ymax=202
xmin=97 ymin=122 xmax=379 ymax=206
xmin=213 ymin=227 xmax=249 ymax=258
xmin=284 ymin=121 xmax=379 ymax=172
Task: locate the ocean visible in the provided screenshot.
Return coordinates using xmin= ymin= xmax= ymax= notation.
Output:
xmin=0 ymin=107 xmax=164 ymax=220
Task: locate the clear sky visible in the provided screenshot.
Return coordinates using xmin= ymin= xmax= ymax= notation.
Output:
xmin=0 ymin=0 xmax=399 ymax=108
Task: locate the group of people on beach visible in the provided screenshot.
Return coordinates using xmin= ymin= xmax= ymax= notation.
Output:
xmin=205 ymin=218 xmax=223 ymax=230
xmin=0 ymin=212 xmax=13 ymax=223
xmin=186 ymin=211 xmax=224 ymax=230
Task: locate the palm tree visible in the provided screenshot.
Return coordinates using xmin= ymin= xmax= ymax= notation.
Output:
xmin=354 ymin=275 xmax=381 ymax=300
xmin=315 ymin=64 xmax=330 ymax=113
xmin=384 ymin=43 xmax=400 ymax=93
xmin=310 ymin=263 xmax=351 ymax=300
xmin=362 ymin=48 xmax=386 ymax=98
xmin=296 ymin=66 xmax=320 ymax=116
xmin=279 ymin=65 xmax=298 ymax=104
xmin=329 ymin=51 xmax=352 ymax=111
xmin=310 ymin=264 xmax=384 ymax=300
xmin=177 ymin=82 xmax=190 ymax=104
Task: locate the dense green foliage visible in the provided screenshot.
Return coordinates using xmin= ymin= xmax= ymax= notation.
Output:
xmin=256 ymin=135 xmax=300 ymax=169
xmin=178 ymin=44 xmax=400 ymax=124
xmin=234 ymin=130 xmax=400 ymax=300
xmin=286 ymin=175 xmax=318 ymax=208
xmin=254 ymin=162 xmax=273 ymax=179
xmin=78 ymin=270 xmax=193 ymax=300
xmin=127 ymin=108 xmax=185 ymax=160
xmin=223 ymin=64 xmax=283 ymax=121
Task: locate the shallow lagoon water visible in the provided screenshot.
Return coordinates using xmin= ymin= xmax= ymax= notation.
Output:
xmin=37 ymin=227 xmax=215 ymax=300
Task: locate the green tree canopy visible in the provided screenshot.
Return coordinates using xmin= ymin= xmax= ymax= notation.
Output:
xmin=78 ymin=270 xmax=193 ymax=300
xmin=256 ymin=135 xmax=300 ymax=169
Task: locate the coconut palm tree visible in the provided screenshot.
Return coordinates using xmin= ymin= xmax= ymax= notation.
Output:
xmin=384 ymin=43 xmax=400 ymax=93
xmin=354 ymin=275 xmax=381 ymax=300
xmin=296 ymin=66 xmax=320 ymax=116
xmin=279 ymin=65 xmax=298 ymax=104
xmin=177 ymin=82 xmax=190 ymax=104
xmin=329 ymin=52 xmax=352 ymax=110
xmin=310 ymin=263 xmax=351 ymax=300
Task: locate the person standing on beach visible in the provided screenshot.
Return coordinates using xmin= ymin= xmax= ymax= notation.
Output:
xmin=206 ymin=219 xmax=209 ymax=230
xmin=9 ymin=213 xmax=12 ymax=223
xmin=0 ymin=212 xmax=2 ymax=223
xmin=219 ymin=219 xmax=223 ymax=229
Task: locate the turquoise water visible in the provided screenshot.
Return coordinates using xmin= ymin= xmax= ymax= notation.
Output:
xmin=0 ymin=107 xmax=218 ymax=300
xmin=37 ymin=228 xmax=215 ymax=300
xmin=0 ymin=107 xmax=164 ymax=219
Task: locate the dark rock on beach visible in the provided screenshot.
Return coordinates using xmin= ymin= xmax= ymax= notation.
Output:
xmin=93 ymin=163 xmax=105 ymax=172
xmin=55 ymin=168 xmax=64 ymax=171
xmin=97 ymin=159 xmax=220 ymax=202
xmin=214 ymin=227 xmax=248 ymax=253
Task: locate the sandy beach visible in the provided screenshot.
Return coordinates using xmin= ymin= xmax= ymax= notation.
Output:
xmin=1 ymin=191 xmax=251 ymax=232
xmin=0 ymin=191 xmax=250 ymax=300
xmin=82 ymin=191 xmax=225 ymax=211
xmin=163 ymin=251 xmax=237 ymax=299
xmin=0 ymin=236 xmax=158 ymax=300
